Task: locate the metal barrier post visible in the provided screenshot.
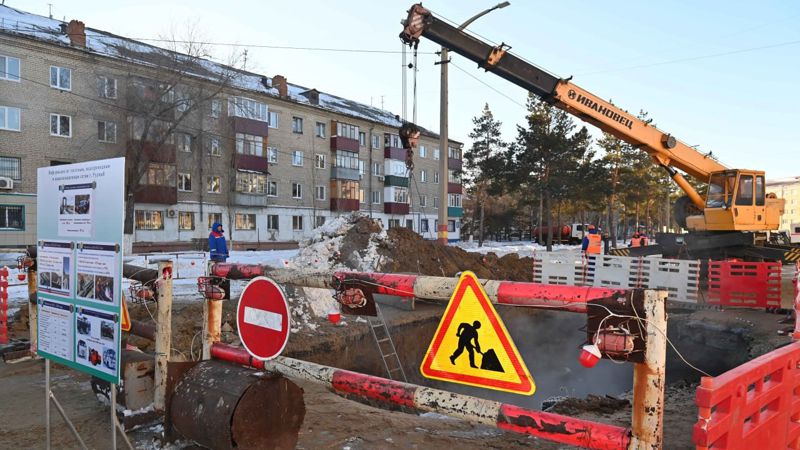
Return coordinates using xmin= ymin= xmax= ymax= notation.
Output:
xmin=630 ymin=289 xmax=667 ymax=449
xmin=154 ymin=260 xmax=173 ymax=412
xmin=28 ymin=265 xmax=38 ymax=355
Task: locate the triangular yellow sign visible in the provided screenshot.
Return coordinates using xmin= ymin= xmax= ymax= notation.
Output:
xmin=120 ymin=295 xmax=131 ymax=332
xmin=420 ymin=271 xmax=535 ymax=395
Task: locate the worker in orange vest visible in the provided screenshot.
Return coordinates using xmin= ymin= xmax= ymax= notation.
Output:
xmin=581 ymin=225 xmax=602 ymax=255
xmin=630 ymin=232 xmax=649 ymax=248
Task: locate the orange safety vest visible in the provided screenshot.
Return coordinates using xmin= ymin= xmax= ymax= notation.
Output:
xmin=586 ymin=233 xmax=602 ymax=254
xmin=631 ymin=237 xmax=642 ymax=248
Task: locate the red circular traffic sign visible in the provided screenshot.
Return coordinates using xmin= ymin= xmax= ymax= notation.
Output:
xmin=237 ymin=276 xmax=291 ymax=361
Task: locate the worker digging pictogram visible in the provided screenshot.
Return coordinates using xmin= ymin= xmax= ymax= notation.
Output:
xmin=421 ymin=271 xmax=535 ymax=395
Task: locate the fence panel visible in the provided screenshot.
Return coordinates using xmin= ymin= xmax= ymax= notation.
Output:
xmin=707 ymin=261 xmax=782 ymax=308
xmin=693 ymin=341 xmax=800 ymax=449
xmin=588 ymin=255 xmax=639 ymax=289
xmin=532 ymin=251 xmax=591 ymax=286
xmin=639 ymin=258 xmax=701 ymax=304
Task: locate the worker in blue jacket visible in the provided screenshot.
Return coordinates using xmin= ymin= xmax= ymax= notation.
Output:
xmin=208 ymin=222 xmax=229 ymax=262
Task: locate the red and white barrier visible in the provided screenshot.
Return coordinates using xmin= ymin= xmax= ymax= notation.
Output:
xmin=0 ymin=267 xmax=8 ymax=344
xmin=707 ymin=261 xmax=782 ymax=308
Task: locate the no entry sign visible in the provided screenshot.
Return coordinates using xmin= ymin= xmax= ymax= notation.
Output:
xmin=237 ymin=277 xmax=291 ymax=361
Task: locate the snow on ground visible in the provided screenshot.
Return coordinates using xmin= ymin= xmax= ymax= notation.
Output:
xmin=454 ymin=240 xmax=580 ymax=257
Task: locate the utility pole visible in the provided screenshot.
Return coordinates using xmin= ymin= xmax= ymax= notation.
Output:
xmin=436 ymin=2 xmax=510 ymax=245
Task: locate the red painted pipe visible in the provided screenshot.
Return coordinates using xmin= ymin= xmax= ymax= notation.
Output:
xmin=337 ymin=272 xmax=418 ymax=297
xmin=496 ymin=282 xmax=625 ymax=313
xmin=211 ymin=343 xmax=630 ymax=450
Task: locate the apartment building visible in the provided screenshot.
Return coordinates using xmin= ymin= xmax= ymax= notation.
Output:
xmin=0 ymin=5 xmax=464 ymax=250
xmin=767 ymin=177 xmax=800 ymax=235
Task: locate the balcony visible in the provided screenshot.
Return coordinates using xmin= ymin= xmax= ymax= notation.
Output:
xmin=331 ymin=166 xmax=360 ymax=181
xmin=448 ymin=158 xmax=463 ymax=170
xmin=384 ymin=202 xmax=409 ymax=215
xmin=231 ymin=116 xmax=269 ymax=137
xmin=331 ymin=136 xmax=359 ymax=152
xmin=234 ymin=192 xmax=268 ymax=207
xmin=234 ymin=154 xmax=270 ymax=173
xmin=330 ymin=198 xmax=359 ymax=212
xmin=384 ymin=175 xmax=408 ymax=188
xmin=384 ymin=147 xmax=406 ymax=160
xmin=448 ymin=207 xmax=464 ymax=218
xmin=448 ymin=183 xmax=462 ymax=194
xmin=129 ymin=140 xmax=176 ymax=164
xmin=134 ymin=185 xmax=177 ymax=205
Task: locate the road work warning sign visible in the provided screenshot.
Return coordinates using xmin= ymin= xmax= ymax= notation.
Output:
xmin=420 ymin=271 xmax=535 ymax=395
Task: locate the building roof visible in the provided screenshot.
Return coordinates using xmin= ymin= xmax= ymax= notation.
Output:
xmin=0 ymin=4 xmax=461 ymax=144
xmin=766 ymin=176 xmax=800 ymax=185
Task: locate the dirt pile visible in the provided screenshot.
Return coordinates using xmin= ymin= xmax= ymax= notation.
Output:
xmin=379 ymin=227 xmax=534 ymax=281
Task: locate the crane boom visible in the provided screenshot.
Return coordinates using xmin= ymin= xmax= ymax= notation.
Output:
xmin=400 ymin=4 xmax=729 ymax=210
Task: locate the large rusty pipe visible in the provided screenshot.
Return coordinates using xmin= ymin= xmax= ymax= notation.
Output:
xmin=127 ymin=319 xmax=155 ymax=341
xmin=211 ymin=343 xmax=631 ymax=450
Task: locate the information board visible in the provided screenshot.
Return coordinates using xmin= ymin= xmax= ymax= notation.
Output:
xmin=36 ymin=158 xmax=125 ymax=384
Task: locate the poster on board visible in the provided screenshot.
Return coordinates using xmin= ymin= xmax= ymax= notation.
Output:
xmin=58 ymin=183 xmax=94 ymax=237
xmin=37 ymin=241 xmax=73 ymax=298
xmin=76 ymin=242 xmax=120 ymax=307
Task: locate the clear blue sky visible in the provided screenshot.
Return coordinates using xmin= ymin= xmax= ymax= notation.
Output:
xmin=12 ymin=0 xmax=800 ymax=178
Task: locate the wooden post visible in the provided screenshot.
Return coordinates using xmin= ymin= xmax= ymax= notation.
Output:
xmin=629 ymin=289 xmax=667 ymax=449
xmin=154 ymin=260 xmax=173 ymax=412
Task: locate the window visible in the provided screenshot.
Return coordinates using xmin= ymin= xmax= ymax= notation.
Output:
xmin=372 ymin=134 xmax=380 ymax=149
xmin=178 ymin=212 xmax=194 ymax=230
xmin=267 ymin=180 xmax=278 ymax=197
xmin=384 ymin=134 xmax=401 ymax=148
xmin=756 ymin=176 xmax=765 ymax=206
xmin=448 ymin=169 xmax=462 ymax=184
xmin=0 ymin=157 xmax=21 ymax=180
xmin=434 ymin=148 xmax=440 ymax=160
xmin=292 ymin=182 xmax=303 ymax=199
xmin=292 ymin=116 xmax=303 ymax=134
xmin=236 ymin=172 xmax=266 ymax=194
xmin=331 ymin=180 xmax=359 ymax=200
xmin=335 ymin=151 xmax=358 ymax=170
xmin=210 ymin=99 xmax=221 ymax=118
xmin=0 ymin=205 xmax=23 ymax=230
xmin=359 ymin=189 xmax=365 ymax=204
xmin=135 ymin=210 xmax=163 ymax=230
xmin=420 ymin=145 xmax=427 ymax=158
xmin=0 ymin=55 xmax=20 ymax=81
xmin=315 ymin=185 xmax=326 ymax=201
xmin=235 ymin=133 xmax=263 ymax=156
xmin=141 ymin=163 xmax=176 ymax=186
xmin=315 ymin=154 xmax=326 ymax=169
xmin=267 ymin=214 xmax=279 ymax=230
xmin=0 ymin=106 xmax=21 ymax=131
xmin=420 ymin=219 xmax=429 ymax=233
xmin=336 ymin=122 xmax=359 ymax=140
xmin=98 ymin=76 xmax=117 ymax=99
xmin=448 ymin=146 xmax=461 ymax=160
xmin=292 ymin=215 xmax=304 ymax=231
xmin=208 ymin=213 xmax=222 ymax=229
xmin=268 ymin=111 xmax=279 ymax=128
xmin=207 ymin=176 xmax=221 ymax=193
xmin=433 ymin=197 xmax=439 ymax=208
xmin=208 ymin=138 xmax=221 ymax=156
xmin=448 ymin=220 xmax=457 ymax=232
xmin=97 ymin=121 xmax=116 ymax=143
xmin=419 ymin=195 xmax=427 ymax=207
xmin=130 ymin=116 xmax=172 ymax=144
xmin=385 ymin=159 xmax=408 ymax=176
xmin=359 ymin=131 xmax=366 ymax=146
xmin=420 ymin=170 xmax=427 ymax=183
xmin=267 ymin=147 xmax=278 ymax=163
xmin=406 ymin=219 xmax=413 ymax=229
xmin=292 ymin=151 xmax=304 ymax=166
xmin=176 ymin=133 xmax=192 ymax=152
xmin=736 ymin=175 xmax=754 ymax=206
xmin=371 ymin=190 xmax=381 ymax=204
xmin=49 ymin=66 xmax=71 ymax=90
xmin=391 ymin=187 xmax=409 ymax=203
xmin=50 ymin=114 xmax=71 ymax=137
xmin=388 ymin=219 xmax=401 ymax=229
xmin=228 ymin=96 xmax=268 ymax=122
xmin=315 ymin=216 xmax=326 ymax=228
xmin=358 ymin=160 xmax=365 ymax=176
xmin=448 ymin=194 xmax=462 ymax=208
xmin=235 ymin=213 xmax=256 ymax=230
xmin=316 ymin=122 xmax=326 ymax=138
xmin=434 ymin=171 xmax=440 ymax=184
xmin=372 ymin=162 xmax=382 ymax=176
xmin=177 ymin=173 xmax=192 ymax=191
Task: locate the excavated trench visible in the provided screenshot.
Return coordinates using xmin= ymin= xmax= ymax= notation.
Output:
xmin=288 ymin=302 xmax=755 ymax=411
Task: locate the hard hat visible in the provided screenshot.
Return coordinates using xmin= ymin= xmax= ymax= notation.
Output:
xmin=588 ymin=225 xmax=596 ymax=230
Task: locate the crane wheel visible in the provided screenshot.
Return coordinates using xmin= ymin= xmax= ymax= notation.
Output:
xmin=673 ymin=195 xmax=700 ymax=229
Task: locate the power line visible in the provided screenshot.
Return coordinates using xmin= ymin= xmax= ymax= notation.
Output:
xmin=450 ymin=61 xmax=526 ymax=108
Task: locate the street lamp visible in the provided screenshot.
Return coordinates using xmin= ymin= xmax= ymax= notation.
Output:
xmin=437 ymin=2 xmax=510 ymax=245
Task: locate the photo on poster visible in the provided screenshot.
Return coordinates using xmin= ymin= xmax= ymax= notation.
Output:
xmin=58 ymin=182 xmax=94 ymax=237
xmin=37 ymin=241 xmax=73 ymax=298
xmin=74 ymin=307 xmax=118 ymax=377
xmin=38 ymin=299 xmax=74 ymax=361
xmin=75 ymin=242 xmax=119 ymax=306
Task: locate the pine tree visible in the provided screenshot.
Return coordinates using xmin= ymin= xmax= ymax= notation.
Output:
xmin=465 ymin=104 xmax=505 ymax=246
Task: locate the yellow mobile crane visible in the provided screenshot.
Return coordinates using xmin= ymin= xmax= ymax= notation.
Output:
xmin=400 ymin=4 xmax=800 ymax=261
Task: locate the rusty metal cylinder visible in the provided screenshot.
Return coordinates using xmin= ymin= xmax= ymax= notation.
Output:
xmin=170 ymin=360 xmax=305 ymax=450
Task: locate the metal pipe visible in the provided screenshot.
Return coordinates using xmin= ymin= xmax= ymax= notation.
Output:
xmin=110 ymin=385 xmax=117 ymax=450
xmin=28 ymin=267 xmax=37 ymax=355
xmin=629 ymin=290 xmax=667 ymax=449
xmin=211 ymin=343 xmax=631 ymax=450
xmin=202 ymin=299 xmax=222 ymax=360
xmin=45 ymin=359 xmax=50 ymax=450
xmin=50 ymin=391 xmax=88 ymax=450
xmin=128 ymin=319 xmax=155 ymax=341
xmin=153 ymin=260 xmax=173 ymax=412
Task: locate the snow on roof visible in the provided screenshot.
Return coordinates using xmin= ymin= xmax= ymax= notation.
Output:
xmin=0 ymin=4 xmax=458 ymax=142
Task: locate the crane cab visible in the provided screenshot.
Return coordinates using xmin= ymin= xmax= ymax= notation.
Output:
xmin=686 ymin=170 xmax=784 ymax=231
